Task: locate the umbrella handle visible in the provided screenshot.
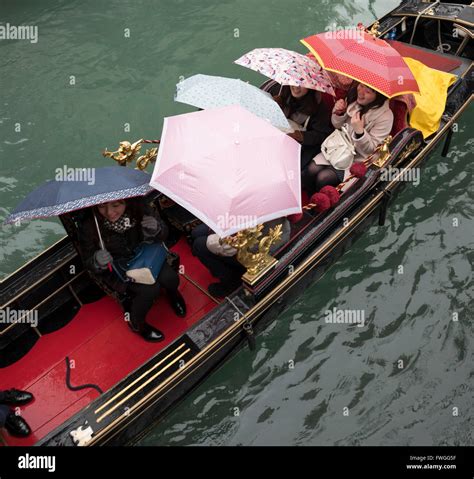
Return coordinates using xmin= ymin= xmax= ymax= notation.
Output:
xmin=93 ymin=211 xmax=113 ymax=272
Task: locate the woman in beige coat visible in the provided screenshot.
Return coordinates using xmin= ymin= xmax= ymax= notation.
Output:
xmin=302 ymin=83 xmax=394 ymax=194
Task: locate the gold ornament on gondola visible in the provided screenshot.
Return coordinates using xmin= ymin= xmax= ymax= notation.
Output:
xmin=224 ymin=223 xmax=283 ymax=285
xmin=372 ymin=135 xmax=393 ymax=168
xmin=136 ymin=148 xmax=158 ymax=170
xmin=103 ymin=139 xmax=143 ymax=166
xmin=102 ymin=139 xmax=158 ymax=170
xmin=368 ymin=21 xmax=381 ymax=37
xmin=397 ymin=138 xmax=422 ymax=163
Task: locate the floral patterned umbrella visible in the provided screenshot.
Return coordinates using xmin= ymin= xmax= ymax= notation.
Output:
xmin=175 ymin=74 xmax=291 ymax=131
xmin=234 ymin=48 xmax=335 ymax=96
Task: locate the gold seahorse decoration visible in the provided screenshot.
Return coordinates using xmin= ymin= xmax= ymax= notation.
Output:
xmin=368 ymin=21 xmax=381 ymax=37
xmin=103 ymin=139 xmax=143 ymax=166
xmin=224 ymin=223 xmax=283 ymax=284
xmin=136 ymin=148 xmax=158 ymax=170
xmin=373 ymin=135 xmax=393 ymax=168
xmin=102 ymin=139 xmax=158 ymax=170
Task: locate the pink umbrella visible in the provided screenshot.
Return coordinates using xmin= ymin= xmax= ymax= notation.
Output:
xmin=150 ymin=105 xmax=301 ymax=237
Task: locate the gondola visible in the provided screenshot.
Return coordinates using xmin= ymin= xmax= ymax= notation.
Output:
xmin=0 ymin=0 xmax=472 ymax=447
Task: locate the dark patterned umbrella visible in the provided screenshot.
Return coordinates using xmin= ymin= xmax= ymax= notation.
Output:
xmin=4 ymin=166 xmax=153 ymax=225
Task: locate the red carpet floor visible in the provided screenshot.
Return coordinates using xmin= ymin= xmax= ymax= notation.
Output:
xmin=0 ymin=239 xmax=218 ymax=446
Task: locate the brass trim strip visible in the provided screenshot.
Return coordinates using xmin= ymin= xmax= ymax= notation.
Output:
xmin=180 ymin=272 xmax=220 ymax=304
xmin=0 ymin=235 xmax=69 ymax=284
xmin=96 ymin=348 xmax=191 ymax=423
xmin=1 ymin=251 xmax=79 ymax=309
xmin=0 ymin=271 xmax=85 ymax=336
xmin=94 ymin=342 xmax=187 ymax=414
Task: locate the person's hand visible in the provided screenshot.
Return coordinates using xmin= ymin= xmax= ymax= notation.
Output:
xmin=351 ymin=111 xmax=365 ymax=135
xmin=206 ymin=234 xmax=237 ymax=257
xmin=220 ymin=243 xmax=238 ymax=257
xmin=287 ymin=130 xmax=304 ymax=142
xmin=94 ymin=249 xmax=113 ymax=270
xmin=141 ymin=215 xmax=160 ymax=234
xmin=206 ymin=234 xmax=221 ymax=255
xmin=333 ymin=98 xmax=347 ymax=115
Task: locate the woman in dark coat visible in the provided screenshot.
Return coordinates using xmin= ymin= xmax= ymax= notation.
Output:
xmin=78 ymin=197 xmax=186 ymax=342
xmin=273 ymin=84 xmax=334 ymax=170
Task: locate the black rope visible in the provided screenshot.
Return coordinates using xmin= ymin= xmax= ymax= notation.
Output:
xmin=65 ymin=357 xmax=103 ymax=394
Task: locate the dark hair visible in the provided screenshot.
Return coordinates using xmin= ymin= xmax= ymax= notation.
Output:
xmin=346 ymin=83 xmax=387 ymax=116
xmin=125 ymin=197 xmax=145 ymax=223
xmin=280 ymin=85 xmax=321 ymax=117
xmin=94 ymin=197 xmax=144 ymax=225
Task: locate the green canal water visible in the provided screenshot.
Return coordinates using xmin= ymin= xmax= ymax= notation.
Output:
xmin=0 ymin=0 xmax=472 ymax=446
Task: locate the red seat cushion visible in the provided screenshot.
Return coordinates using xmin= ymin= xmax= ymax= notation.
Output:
xmin=389 ymin=99 xmax=408 ymax=137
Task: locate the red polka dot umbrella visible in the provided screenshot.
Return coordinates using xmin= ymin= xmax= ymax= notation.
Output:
xmin=301 ymin=30 xmax=419 ymax=98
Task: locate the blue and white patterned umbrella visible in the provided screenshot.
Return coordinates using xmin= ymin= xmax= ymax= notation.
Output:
xmin=174 ymin=74 xmax=291 ymax=131
xmin=4 ymin=166 xmax=154 ymax=225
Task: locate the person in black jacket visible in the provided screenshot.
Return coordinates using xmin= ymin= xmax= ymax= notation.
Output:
xmin=273 ymin=84 xmax=334 ymax=171
xmin=78 ymin=197 xmax=186 ymax=342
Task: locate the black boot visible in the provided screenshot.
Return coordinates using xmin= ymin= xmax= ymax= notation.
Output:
xmin=122 ymin=291 xmax=164 ymax=341
xmin=168 ymin=290 xmax=186 ymax=317
xmin=140 ymin=323 xmax=165 ymax=342
xmin=127 ymin=319 xmax=164 ymax=342
xmin=1 ymin=389 xmax=34 ymax=406
xmin=5 ymin=412 xmax=31 ymax=437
